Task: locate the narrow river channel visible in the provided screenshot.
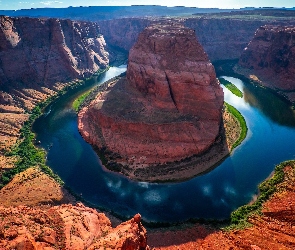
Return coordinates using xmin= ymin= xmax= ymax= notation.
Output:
xmin=33 ymin=66 xmax=295 ymax=223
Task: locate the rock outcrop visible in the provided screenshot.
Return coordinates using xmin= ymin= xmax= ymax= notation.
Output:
xmin=237 ymin=25 xmax=295 ymax=102
xmin=78 ymin=24 xmax=224 ymax=181
xmin=0 ymin=203 xmax=148 ymax=250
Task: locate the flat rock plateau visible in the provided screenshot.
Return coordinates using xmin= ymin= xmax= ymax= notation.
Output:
xmin=78 ymin=23 xmax=224 ymax=181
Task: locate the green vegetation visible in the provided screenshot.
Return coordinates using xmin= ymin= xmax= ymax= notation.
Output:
xmin=0 ymin=67 xmax=112 ymax=189
xmin=227 ymin=160 xmax=295 ymax=230
xmin=72 ymin=90 xmax=91 ymax=111
xmin=1 ymin=103 xmax=63 ymax=188
xmin=224 ymin=102 xmax=248 ymax=150
xmin=72 ymin=66 xmax=111 ymax=112
xmin=93 ymin=66 xmax=110 ymax=76
xmin=219 ymin=77 xmax=243 ymax=98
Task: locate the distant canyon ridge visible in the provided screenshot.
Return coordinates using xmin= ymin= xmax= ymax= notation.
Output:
xmin=237 ymin=25 xmax=295 ymax=103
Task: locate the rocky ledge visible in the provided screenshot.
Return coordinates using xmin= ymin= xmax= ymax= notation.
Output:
xmin=236 ymin=25 xmax=295 ymax=103
xmin=78 ymin=24 xmax=224 ymax=181
xmin=0 ymin=203 xmax=148 ymax=250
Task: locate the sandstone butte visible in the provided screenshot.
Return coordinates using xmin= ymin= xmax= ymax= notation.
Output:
xmin=237 ymin=25 xmax=295 ymax=103
xmin=78 ymin=24 xmax=224 ymax=181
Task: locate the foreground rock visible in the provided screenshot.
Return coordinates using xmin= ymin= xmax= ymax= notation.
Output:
xmin=0 ymin=203 xmax=148 ymax=250
xmin=0 ymin=167 xmax=75 ymax=207
xmin=237 ymin=25 xmax=295 ymax=103
xmin=78 ymin=24 xmax=224 ymax=181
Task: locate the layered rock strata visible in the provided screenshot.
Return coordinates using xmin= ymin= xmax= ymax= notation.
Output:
xmin=0 ymin=203 xmax=148 ymax=250
xmin=78 ymin=24 xmax=224 ymax=180
xmin=0 ymin=16 xmax=108 ymax=152
xmin=0 ymin=16 xmax=108 ymax=90
xmin=98 ymin=17 xmax=295 ymax=63
xmin=237 ymin=25 xmax=295 ymax=102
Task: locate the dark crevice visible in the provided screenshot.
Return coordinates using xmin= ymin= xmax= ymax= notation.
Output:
xmin=164 ymin=71 xmax=178 ymax=111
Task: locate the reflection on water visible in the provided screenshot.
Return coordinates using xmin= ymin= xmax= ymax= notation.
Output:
xmin=243 ymin=82 xmax=295 ymax=127
xmin=33 ymin=70 xmax=295 ymax=223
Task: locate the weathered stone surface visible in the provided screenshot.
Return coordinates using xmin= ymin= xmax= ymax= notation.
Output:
xmin=0 ymin=16 xmax=108 ymax=89
xmin=237 ymin=25 xmax=295 ymax=101
xmin=0 ymin=203 xmax=148 ymax=250
xmin=78 ymin=24 xmax=223 ymax=179
xmin=238 ymin=25 xmax=295 ymax=86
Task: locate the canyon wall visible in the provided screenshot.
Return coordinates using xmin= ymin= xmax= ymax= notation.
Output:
xmin=78 ymin=24 xmax=224 ymax=181
xmin=237 ymin=25 xmax=295 ymax=102
xmin=0 ymin=16 xmax=108 ymax=92
xmin=184 ymin=18 xmax=267 ymax=61
xmin=98 ymin=18 xmax=153 ymax=52
xmin=97 ymin=17 xmax=293 ymax=62
xmin=0 ymin=16 xmax=109 ymax=152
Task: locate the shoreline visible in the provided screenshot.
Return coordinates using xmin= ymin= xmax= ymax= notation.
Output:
xmin=214 ymin=59 xmax=295 ymax=107
xmin=0 ymin=59 xmax=294 ymax=242
xmin=79 ymin=98 xmax=245 ymax=183
xmin=0 ymin=67 xmax=112 ymax=192
xmin=101 ymin=112 xmax=231 ymax=183
xmin=234 ymin=65 xmax=295 ymax=106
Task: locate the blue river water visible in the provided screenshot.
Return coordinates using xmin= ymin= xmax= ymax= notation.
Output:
xmin=33 ymin=66 xmax=295 ymax=222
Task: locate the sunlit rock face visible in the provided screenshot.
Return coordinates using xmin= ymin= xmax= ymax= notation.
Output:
xmin=78 ymin=24 xmax=224 ymax=176
xmin=0 ymin=203 xmax=148 ymax=250
xmin=238 ymin=25 xmax=295 ymax=99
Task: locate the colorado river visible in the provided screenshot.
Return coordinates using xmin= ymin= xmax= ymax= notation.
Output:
xmin=33 ymin=66 xmax=295 ymax=222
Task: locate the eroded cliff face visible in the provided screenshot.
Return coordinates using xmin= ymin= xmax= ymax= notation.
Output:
xmin=78 ymin=24 xmax=224 ymax=181
xmin=0 ymin=203 xmax=148 ymax=250
xmin=0 ymin=15 xmax=109 ymax=153
xmin=0 ymin=16 xmax=108 ymax=90
xmin=184 ymin=18 xmax=267 ymax=61
xmin=237 ymin=25 xmax=295 ymax=102
xmin=98 ymin=17 xmax=293 ymax=63
xmin=98 ymin=18 xmax=153 ymax=52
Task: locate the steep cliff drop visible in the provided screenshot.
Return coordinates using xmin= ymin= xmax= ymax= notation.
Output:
xmin=78 ymin=24 xmax=224 ymax=182
xmin=0 ymin=15 xmax=109 ymax=154
xmin=236 ymin=25 xmax=295 ymax=103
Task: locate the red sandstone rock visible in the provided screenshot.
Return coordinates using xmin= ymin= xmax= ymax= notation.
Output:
xmin=0 ymin=203 xmax=148 ymax=250
xmin=238 ymin=25 xmax=295 ymax=97
xmin=0 ymin=16 xmax=108 ymax=90
xmin=0 ymin=15 xmax=109 ymax=151
xmin=78 ymin=24 xmax=223 ymax=178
